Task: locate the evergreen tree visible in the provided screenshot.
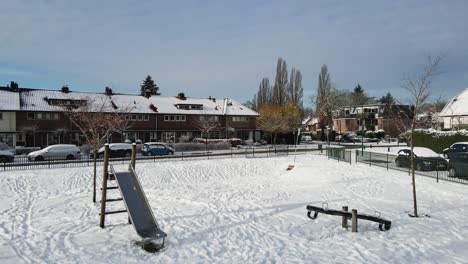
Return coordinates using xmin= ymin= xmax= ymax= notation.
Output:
xmin=351 ymin=84 xmax=369 ymax=105
xmin=377 ymin=92 xmax=396 ymax=105
xmin=140 ymin=75 xmax=160 ymax=98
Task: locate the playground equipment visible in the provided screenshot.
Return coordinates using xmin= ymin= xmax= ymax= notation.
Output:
xmin=99 ymin=143 xmax=167 ymax=251
xmin=306 ymin=204 xmax=391 ymax=232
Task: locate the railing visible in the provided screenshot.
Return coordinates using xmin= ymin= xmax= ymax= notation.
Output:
xmin=326 ymin=147 xmax=352 ymax=164
xmin=0 ymin=146 xmax=323 ymax=172
xmin=355 ymin=150 xmax=468 ymax=185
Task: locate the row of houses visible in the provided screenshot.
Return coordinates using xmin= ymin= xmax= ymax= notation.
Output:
xmin=0 ymin=84 xmax=260 ymax=147
xmin=303 ymin=87 xmax=468 ymax=136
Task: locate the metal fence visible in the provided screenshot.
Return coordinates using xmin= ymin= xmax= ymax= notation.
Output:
xmin=0 ymin=146 xmax=322 ymax=172
xmin=355 ymin=150 xmax=468 ymax=185
xmin=326 ymin=147 xmax=352 ymax=164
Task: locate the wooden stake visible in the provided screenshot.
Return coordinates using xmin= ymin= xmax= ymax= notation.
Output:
xmin=131 ymin=143 xmax=136 ymax=169
xmin=99 ymin=144 xmax=110 ymax=228
xmin=351 ymin=209 xmax=358 ymax=232
xmin=342 ymin=206 xmax=348 ymax=228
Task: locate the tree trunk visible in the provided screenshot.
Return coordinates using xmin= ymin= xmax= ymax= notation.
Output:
xmin=93 ymin=148 xmax=97 ymax=203
xmin=409 ymin=124 xmax=418 ymax=217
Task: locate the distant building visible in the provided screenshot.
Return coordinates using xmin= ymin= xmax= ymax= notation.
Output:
xmin=439 ymin=88 xmax=468 ymax=130
xmin=0 ymin=85 xmax=259 ymax=147
xmin=332 ymin=104 xmax=413 ymax=137
xmin=302 ymin=115 xmax=320 ymax=132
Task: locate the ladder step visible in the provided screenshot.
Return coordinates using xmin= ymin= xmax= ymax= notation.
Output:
xmin=100 ymin=186 xmax=118 ymax=190
xmin=99 ymin=198 xmax=123 ymax=203
xmin=99 ymin=209 xmax=127 ymax=215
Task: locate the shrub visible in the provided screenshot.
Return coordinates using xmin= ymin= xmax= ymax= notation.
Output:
xmin=403 ymin=129 xmax=468 ymax=153
xmin=375 ymin=129 xmax=385 ymax=139
xmin=365 ymin=131 xmax=375 ymax=139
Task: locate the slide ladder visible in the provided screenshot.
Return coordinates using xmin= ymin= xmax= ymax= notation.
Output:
xmin=110 ymin=164 xmax=167 ymax=250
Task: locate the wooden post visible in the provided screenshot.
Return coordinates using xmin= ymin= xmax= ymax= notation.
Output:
xmin=99 ymin=144 xmax=110 ymax=228
xmin=342 ymin=206 xmax=348 ymax=228
xmin=351 ymin=209 xmax=358 ymax=232
xmin=131 ymin=143 xmax=136 ymax=169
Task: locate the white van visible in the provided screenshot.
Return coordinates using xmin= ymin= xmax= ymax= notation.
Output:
xmin=28 ymin=144 xmax=81 ymax=161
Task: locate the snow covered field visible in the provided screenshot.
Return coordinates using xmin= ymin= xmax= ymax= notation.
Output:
xmin=1 ymin=154 xmax=468 ymax=263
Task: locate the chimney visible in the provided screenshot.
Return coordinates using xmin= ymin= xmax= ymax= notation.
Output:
xmin=61 ymin=85 xmax=70 ymax=93
xmin=105 ymin=86 xmax=113 ymax=96
xmin=177 ymin=92 xmax=186 ymax=100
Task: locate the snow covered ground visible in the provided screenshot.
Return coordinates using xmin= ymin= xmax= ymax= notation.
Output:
xmin=1 ymin=154 xmax=468 ymax=263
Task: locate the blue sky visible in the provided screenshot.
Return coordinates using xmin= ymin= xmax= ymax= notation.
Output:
xmin=1 ymin=0 xmax=467 ymax=106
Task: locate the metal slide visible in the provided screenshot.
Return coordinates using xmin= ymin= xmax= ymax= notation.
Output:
xmin=110 ymin=165 xmax=167 ymax=245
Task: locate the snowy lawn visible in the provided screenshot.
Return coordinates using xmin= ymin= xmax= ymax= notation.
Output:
xmin=1 ymin=154 xmax=468 ymax=263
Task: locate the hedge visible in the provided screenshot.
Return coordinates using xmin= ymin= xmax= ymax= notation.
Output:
xmin=403 ymin=129 xmax=468 ymax=153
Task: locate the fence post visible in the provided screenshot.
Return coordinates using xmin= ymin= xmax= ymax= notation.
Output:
xmin=99 ymin=144 xmax=110 ymax=228
xmin=355 ymin=150 xmax=358 ymax=163
xmin=351 ymin=209 xmax=358 ymax=232
xmin=369 ymin=151 xmax=372 ymax=167
xmin=436 ymin=160 xmax=439 ymax=183
xmin=231 ymin=148 xmax=233 ymax=158
xmin=342 ymin=206 xmax=348 ymax=228
xmin=349 ymin=151 xmax=352 ymax=165
xmin=182 ymin=151 xmax=184 ymax=161
xmin=252 ymin=147 xmax=255 ymax=158
xmin=287 ymin=146 xmax=289 ymax=156
xmin=386 ymin=153 xmax=389 ymax=171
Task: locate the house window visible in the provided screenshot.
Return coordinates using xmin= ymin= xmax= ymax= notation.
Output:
xmin=230 ymin=116 xmax=249 ymax=122
xmin=144 ymin=114 xmax=149 ymax=121
xmin=164 ymin=115 xmax=186 ymax=122
xmin=345 ymin=119 xmax=350 ymax=125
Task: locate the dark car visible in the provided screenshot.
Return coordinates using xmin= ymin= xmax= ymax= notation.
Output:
xmin=395 ymin=147 xmax=448 ymax=171
xmin=443 ymin=142 xmax=468 ymax=159
xmin=0 ymin=150 xmax=14 ymax=163
xmin=141 ymin=143 xmax=175 ymax=156
xmin=448 ymin=152 xmax=468 ymax=178
xmin=92 ymin=143 xmax=133 ymax=158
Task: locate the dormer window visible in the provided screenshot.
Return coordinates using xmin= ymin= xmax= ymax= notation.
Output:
xmin=175 ymin=104 xmax=203 ymax=110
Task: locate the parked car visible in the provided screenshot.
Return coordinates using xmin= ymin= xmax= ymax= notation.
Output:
xmin=28 ymin=144 xmax=81 ymax=161
xmin=395 ymin=147 xmax=448 ymax=171
xmin=448 ymin=152 xmax=468 ymax=178
xmin=141 ymin=143 xmax=175 ymax=156
xmin=443 ymin=142 xmax=468 ymax=159
xmin=93 ymin=143 xmax=133 ymax=158
xmin=0 ymin=150 xmax=14 ymax=163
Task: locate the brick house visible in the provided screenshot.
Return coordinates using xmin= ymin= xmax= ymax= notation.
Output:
xmin=0 ymin=86 xmax=259 ymax=147
xmin=332 ymin=104 xmax=413 ymax=137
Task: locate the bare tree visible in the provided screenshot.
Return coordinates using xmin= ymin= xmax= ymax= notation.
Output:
xmin=272 ymin=58 xmax=288 ymax=105
xmin=63 ymin=97 xmax=133 ymax=202
xmin=193 ymin=116 xmax=222 ymax=144
xmin=257 ymin=78 xmax=271 ymax=107
xmin=316 ymin=64 xmax=335 ymax=141
xmin=287 ymin=68 xmax=303 ymax=107
xmin=256 ymin=105 xmax=289 ymax=144
xmin=20 ymin=125 xmax=39 ymax=147
xmin=398 ymin=55 xmax=443 ymax=217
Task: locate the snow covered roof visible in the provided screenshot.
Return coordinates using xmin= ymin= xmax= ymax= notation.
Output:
xmin=439 ymin=88 xmax=468 ymax=117
xmin=15 ymin=88 xmax=258 ymax=116
xmin=0 ymin=89 xmax=20 ymax=110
